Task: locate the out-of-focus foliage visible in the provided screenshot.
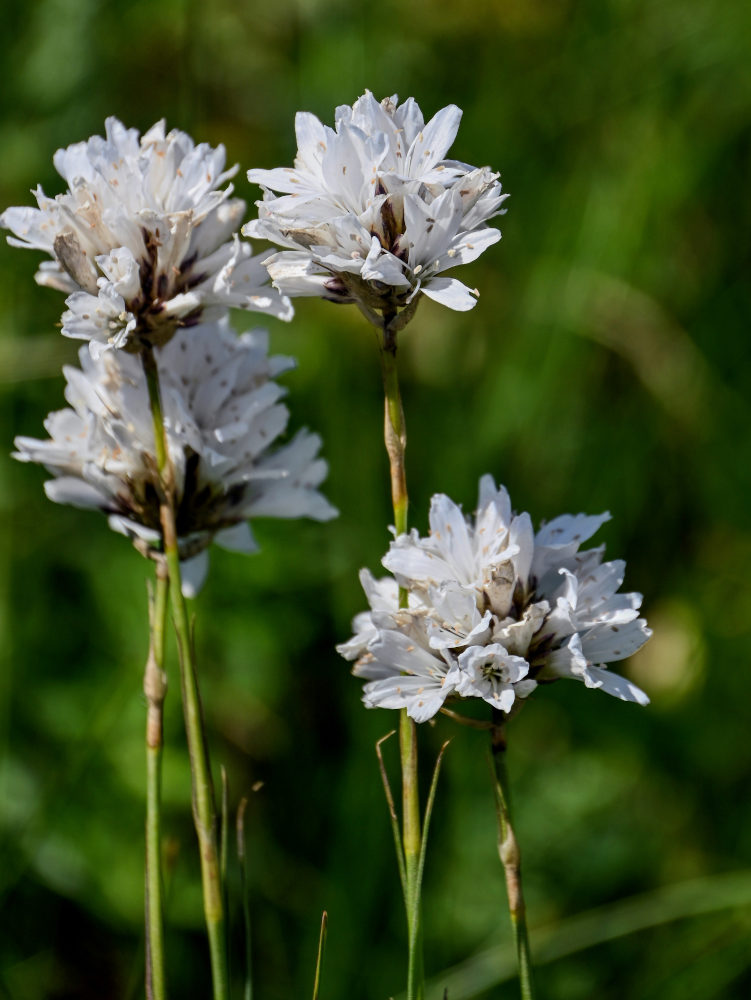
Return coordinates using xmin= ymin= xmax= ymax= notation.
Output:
xmin=1 ymin=0 xmax=750 ymax=997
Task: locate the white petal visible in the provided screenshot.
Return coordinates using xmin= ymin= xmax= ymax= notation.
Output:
xmin=435 ymin=226 xmax=500 ymax=270
xmin=369 ymin=630 xmax=447 ymax=680
xmin=45 ymin=477 xmax=107 ymax=509
xmin=363 ymin=674 xmax=450 ymax=722
xmin=246 ymin=166 xmax=308 ymax=194
xmin=361 ymin=237 xmax=410 ymax=288
xmin=181 ymin=551 xmax=210 ymax=598
xmin=536 ymin=512 xmax=611 ymax=549
xmin=585 ymin=666 xmax=650 ymax=705
xmin=107 ymin=515 xmax=161 ymax=544
xmin=383 ymin=534 xmax=455 ymax=588
xmin=581 ymin=619 xmax=652 ymax=663
xmin=510 ymin=513 xmax=534 ymax=585
xmin=214 ymin=521 xmax=258 ymax=554
xmin=422 ymin=277 xmax=479 ymax=311
xmin=405 ymin=105 xmax=462 ymax=177
xmin=428 ymin=493 xmax=475 ymax=580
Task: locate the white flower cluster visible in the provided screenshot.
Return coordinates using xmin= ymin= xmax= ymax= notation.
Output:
xmin=245 ymin=92 xmax=507 ymax=315
xmin=14 ymin=319 xmax=337 ymax=595
xmin=1 ymin=117 xmax=291 ymax=356
xmin=339 ymin=477 xmax=650 ymax=722
xmin=5 ymin=118 xmax=337 ymax=589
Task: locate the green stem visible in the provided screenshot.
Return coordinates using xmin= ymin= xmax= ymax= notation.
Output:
xmin=379 ymin=323 xmax=408 ymax=539
xmin=400 ymin=709 xmax=422 ymax=1000
xmin=144 ymin=564 xmax=169 ymax=1000
xmin=142 ymin=346 xmax=169 ymax=481
xmin=143 ymin=347 xmax=230 ymax=1000
xmin=379 ymin=317 xmax=423 ymax=1000
xmin=491 ymin=721 xmax=536 ymax=1000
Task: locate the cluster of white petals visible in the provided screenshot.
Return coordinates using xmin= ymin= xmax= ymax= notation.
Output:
xmin=245 ymin=92 xmax=507 ymax=315
xmin=1 ymin=118 xmax=292 ymax=355
xmin=339 ymin=477 xmax=650 ymax=722
xmin=14 ymin=319 xmax=337 ymax=595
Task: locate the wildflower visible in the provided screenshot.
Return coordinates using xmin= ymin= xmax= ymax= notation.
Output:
xmin=339 ymin=476 xmax=650 ymax=721
xmin=244 ymin=91 xmax=507 ymax=320
xmin=1 ymin=118 xmax=292 ymax=355
xmin=14 ymin=318 xmax=336 ymax=595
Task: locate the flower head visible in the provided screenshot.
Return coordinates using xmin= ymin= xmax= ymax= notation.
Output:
xmin=14 ymin=318 xmax=337 ymax=594
xmin=2 ymin=118 xmax=292 ymax=355
xmin=339 ymin=476 xmax=650 ymax=722
xmin=244 ymin=92 xmax=507 ymax=320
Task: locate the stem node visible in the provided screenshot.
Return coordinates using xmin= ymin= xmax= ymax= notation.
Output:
xmin=490 ymin=723 xmax=537 ymax=1000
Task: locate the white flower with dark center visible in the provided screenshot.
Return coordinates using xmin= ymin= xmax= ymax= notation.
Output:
xmin=1 ymin=118 xmax=292 ymax=354
xmin=339 ymin=477 xmax=650 ymax=721
xmin=13 ymin=318 xmax=336 ymax=595
xmin=244 ymin=91 xmax=507 ymax=318
xmin=452 ymin=645 xmax=536 ymax=713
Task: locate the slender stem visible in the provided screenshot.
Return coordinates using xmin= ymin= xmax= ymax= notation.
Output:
xmin=142 ymin=346 xmax=169 ymax=483
xmin=143 ymin=347 xmax=230 ymax=1000
xmin=439 ymin=707 xmax=494 ymax=730
xmin=491 ymin=720 xmax=536 ymax=1000
xmin=400 ymin=709 xmax=422 ymax=1000
xmin=144 ymin=564 xmax=169 ymax=1000
xmin=378 ymin=316 xmax=423 ymax=1000
xmin=379 ymin=323 xmax=408 ymax=538
xmin=164 ymin=517 xmax=229 ymax=1000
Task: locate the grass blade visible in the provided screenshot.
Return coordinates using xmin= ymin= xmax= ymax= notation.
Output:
xmin=220 ymin=765 xmax=229 ymax=886
xmin=376 ymin=730 xmax=408 ymax=906
xmin=236 ymin=797 xmax=252 ymax=1000
xmin=407 ymin=739 xmax=450 ymax=972
xmin=422 ymin=870 xmax=751 ymax=1000
xmin=312 ymin=910 xmax=328 ymax=1000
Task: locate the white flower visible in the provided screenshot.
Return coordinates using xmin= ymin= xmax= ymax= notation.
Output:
xmin=383 ymin=478 xmax=534 ymax=617
xmin=452 ymin=644 xmax=535 ymax=713
xmin=340 ymin=595 xmax=461 ymax=724
xmin=244 ymin=91 xmax=507 ymax=319
xmin=339 ymin=476 xmax=650 ymax=721
xmin=337 ymin=574 xmax=535 ymax=723
xmin=13 ymin=318 xmax=337 ymax=595
xmin=1 ymin=118 xmax=292 ymax=354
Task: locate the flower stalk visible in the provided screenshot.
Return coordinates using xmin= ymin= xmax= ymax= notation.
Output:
xmin=144 ymin=564 xmax=169 ymax=1000
xmin=379 ymin=316 xmax=423 ymax=1000
xmin=143 ymin=346 xmax=230 ymax=1000
xmin=491 ymin=717 xmax=536 ymax=1000
xmin=379 ymin=314 xmax=409 ymax=541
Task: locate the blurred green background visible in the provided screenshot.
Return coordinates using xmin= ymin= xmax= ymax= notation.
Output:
xmin=1 ymin=0 xmax=750 ymax=997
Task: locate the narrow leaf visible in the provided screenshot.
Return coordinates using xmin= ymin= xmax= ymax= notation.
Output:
xmin=423 ymin=870 xmax=751 ymax=1000
xmin=311 ymin=910 xmax=328 ymax=1000
xmin=220 ymin=765 xmax=229 ymax=884
xmin=409 ymin=739 xmax=451 ymax=958
xmin=376 ymin=730 xmax=408 ymax=904
xmin=237 ymin=796 xmax=252 ymax=1000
